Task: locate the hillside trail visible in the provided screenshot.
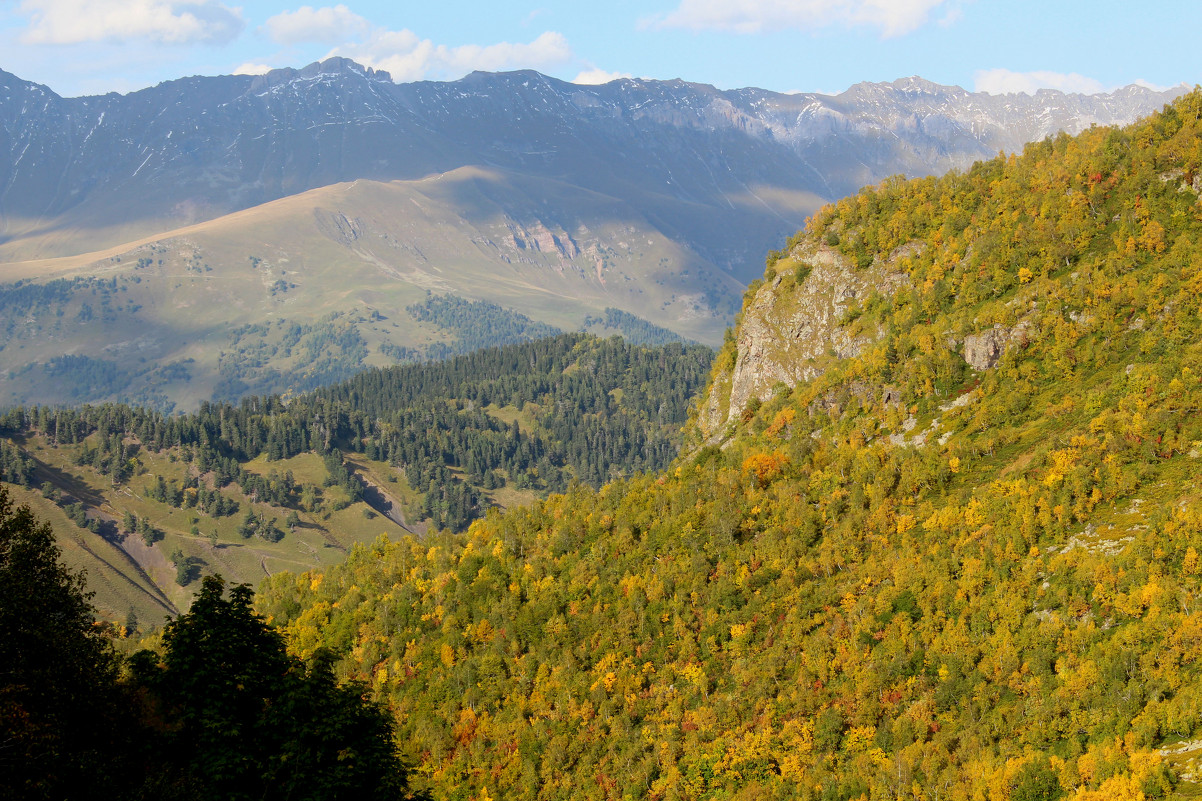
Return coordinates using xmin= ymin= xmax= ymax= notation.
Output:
xmin=346 ymin=458 xmax=422 ymax=536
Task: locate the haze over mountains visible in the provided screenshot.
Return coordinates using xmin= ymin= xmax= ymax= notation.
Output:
xmin=1 ymin=59 xmax=1184 ymax=267
xmin=0 ymin=59 xmax=1186 ymax=409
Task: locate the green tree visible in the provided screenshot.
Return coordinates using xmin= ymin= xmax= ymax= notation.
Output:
xmin=1011 ymin=758 xmax=1065 ymax=801
xmin=136 ymin=575 xmax=420 ymax=800
xmin=0 ymin=484 xmax=123 ymax=799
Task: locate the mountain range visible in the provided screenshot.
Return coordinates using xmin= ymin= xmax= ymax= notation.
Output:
xmin=0 ymin=59 xmax=1187 ymax=409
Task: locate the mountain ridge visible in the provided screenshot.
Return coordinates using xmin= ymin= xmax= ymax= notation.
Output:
xmin=0 ymin=58 xmax=1185 ymax=272
xmin=0 ymin=59 xmax=1187 ymax=411
xmin=6 ymin=82 xmax=1202 ymax=801
xmin=0 ymin=168 xmax=742 ymax=410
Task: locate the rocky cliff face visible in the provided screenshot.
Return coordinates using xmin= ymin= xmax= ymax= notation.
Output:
xmin=698 ymin=238 xmax=914 ymax=437
xmin=696 ymin=237 xmax=1041 ymax=440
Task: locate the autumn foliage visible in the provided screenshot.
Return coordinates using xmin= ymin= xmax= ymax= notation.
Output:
xmin=256 ymin=92 xmax=1202 ymax=799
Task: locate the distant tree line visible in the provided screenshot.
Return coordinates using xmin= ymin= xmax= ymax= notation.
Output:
xmin=213 ymin=315 xmax=372 ymax=403
xmin=405 ymin=294 xmax=563 ymax=357
xmin=0 ymin=276 xmax=113 ymax=321
xmin=581 ymin=307 xmax=699 ymax=347
xmin=0 ymin=334 xmax=713 ymax=532
xmin=0 ymin=440 xmax=35 ymax=487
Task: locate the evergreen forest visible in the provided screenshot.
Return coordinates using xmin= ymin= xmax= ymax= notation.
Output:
xmin=0 ymin=334 xmax=712 ymax=619
xmin=0 ymin=483 xmax=418 ymax=800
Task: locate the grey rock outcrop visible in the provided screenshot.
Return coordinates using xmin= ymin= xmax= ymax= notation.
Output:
xmin=963 ymin=327 xmax=1007 ymax=370
xmin=698 ymin=240 xmax=913 ymax=435
xmin=962 ymin=323 xmax=1031 ymax=370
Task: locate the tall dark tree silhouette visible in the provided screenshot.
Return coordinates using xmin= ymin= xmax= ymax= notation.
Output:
xmin=1 ymin=483 xmax=421 ymax=800
xmin=0 ymin=484 xmax=121 ymax=800
xmin=136 ymin=575 xmax=420 ymax=800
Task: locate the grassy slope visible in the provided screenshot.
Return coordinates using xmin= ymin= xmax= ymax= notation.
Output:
xmin=7 ymin=434 xmax=410 ymax=625
xmin=0 ymin=168 xmax=740 ymax=410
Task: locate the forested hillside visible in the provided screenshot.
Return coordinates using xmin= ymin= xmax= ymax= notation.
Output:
xmin=0 ymin=334 xmax=711 ymax=621
xmin=256 ymin=92 xmax=1202 ymax=799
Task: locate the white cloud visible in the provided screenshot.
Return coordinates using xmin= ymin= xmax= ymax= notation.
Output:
xmin=974 ymin=68 xmax=1105 ymax=96
xmin=1131 ymin=78 xmax=1173 ymax=92
xmin=937 ymin=5 xmax=963 ymax=27
xmin=573 ymin=68 xmax=632 ymax=85
xmin=649 ymin=0 xmax=954 ymax=38
xmin=264 ymin=5 xmax=370 ymax=46
xmin=18 ymin=0 xmax=243 ymax=45
xmin=233 ymin=62 xmax=273 ymax=76
xmin=331 ymin=29 xmax=573 ymax=83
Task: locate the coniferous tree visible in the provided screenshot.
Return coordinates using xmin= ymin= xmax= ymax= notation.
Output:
xmin=133 ymin=576 xmax=420 ymax=800
xmin=0 ymin=485 xmax=124 ymax=800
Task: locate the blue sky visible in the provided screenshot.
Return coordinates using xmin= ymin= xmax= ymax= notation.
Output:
xmin=0 ymin=0 xmax=1197 ymax=98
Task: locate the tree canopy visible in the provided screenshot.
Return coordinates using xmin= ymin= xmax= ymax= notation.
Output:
xmin=136 ymin=575 xmax=418 ymax=800
xmin=0 ymin=483 xmax=121 ymax=800
xmin=0 ymin=483 xmax=420 ymax=800
xmin=255 ymin=90 xmax=1202 ymax=800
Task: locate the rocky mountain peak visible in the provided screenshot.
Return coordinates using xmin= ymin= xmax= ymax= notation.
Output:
xmin=889 ymin=75 xmax=955 ymax=95
xmin=249 ymin=56 xmax=393 ymax=93
xmin=0 ymin=60 xmax=1186 ymax=278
